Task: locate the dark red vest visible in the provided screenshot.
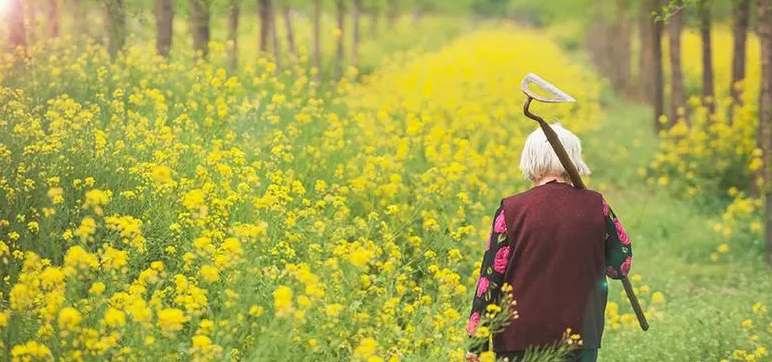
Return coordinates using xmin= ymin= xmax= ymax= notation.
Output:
xmin=493 ymin=181 xmax=608 ymax=352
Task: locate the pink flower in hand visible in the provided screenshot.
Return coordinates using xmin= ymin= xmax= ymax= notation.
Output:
xmin=476 ymin=276 xmax=489 ymax=298
xmin=494 ymin=211 xmax=506 ymax=233
xmin=614 ymin=219 xmax=631 ymax=245
xmin=493 ymin=246 xmax=510 ymax=273
xmin=620 ymin=256 xmax=632 ymax=276
xmin=467 ymin=311 xmax=481 ymax=336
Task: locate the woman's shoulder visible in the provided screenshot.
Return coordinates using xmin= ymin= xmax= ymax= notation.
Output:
xmin=502 ymin=183 xmax=604 ymax=207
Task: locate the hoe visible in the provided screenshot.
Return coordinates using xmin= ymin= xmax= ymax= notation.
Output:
xmin=520 ymin=72 xmax=650 ymax=332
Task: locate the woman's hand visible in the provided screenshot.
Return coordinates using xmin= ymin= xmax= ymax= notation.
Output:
xmin=465 ymin=352 xmax=480 ymax=362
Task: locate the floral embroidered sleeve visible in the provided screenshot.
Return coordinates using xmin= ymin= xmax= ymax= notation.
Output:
xmin=602 ymin=198 xmax=633 ymax=280
xmin=466 ymin=201 xmax=511 ymax=353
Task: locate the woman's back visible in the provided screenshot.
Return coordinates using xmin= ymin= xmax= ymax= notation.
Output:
xmin=494 ymin=181 xmax=608 ymax=352
xmin=466 ymin=124 xmax=633 ymax=362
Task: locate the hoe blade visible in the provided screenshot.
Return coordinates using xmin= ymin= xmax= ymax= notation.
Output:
xmin=520 ymin=72 xmax=576 ymax=103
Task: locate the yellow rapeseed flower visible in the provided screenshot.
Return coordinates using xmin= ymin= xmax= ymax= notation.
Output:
xmin=249 ymin=305 xmax=264 ymax=317
xmin=354 ymin=337 xmax=379 ymax=358
xmin=651 ymin=292 xmax=665 ymax=305
xmin=104 ymin=307 xmax=126 ymax=328
xmin=75 ymin=217 xmax=97 ymax=239
xmin=718 ymin=244 xmax=730 ymax=254
xmin=89 ymin=282 xmax=106 ymax=295
xmin=349 ymin=247 xmax=372 ymax=268
xmin=741 ymin=319 xmax=754 ymax=329
xmin=479 ymin=351 xmax=495 ymax=362
xmin=273 ymin=286 xmax=293 ymax=317
xmin=157 ymin=308 xmax=188 ymax=336
xmin=58 ymin=307 xmax=82 ymax=330
xmin=199 ymin=265 xmax=220 ymax=282
xmin=10 ymin=340 xmax=53 ymax=360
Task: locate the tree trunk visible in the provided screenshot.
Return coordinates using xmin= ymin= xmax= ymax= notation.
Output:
xmin=388 ymin=0 xmax=398 ymax=26
xmin=586 ymin=7 xmax=610 ymax=83
xmin=371 ymin=9 xmax=379 ymax=38
xmin=668 ymin=3 xmax=686 ymax=125
xmin=189 ymin=0 xmax=210 ymax=59
xmin=8 ymin=0 xmax=26 ymax=50
xmin=603 ymin=8 xmax=618 ymax=88
xmin=49 ymin=0 xmax=60 ymax=37
xmin=598 ymin=1 xmax=631 ymax=96
xmin=732 ymin=0 xmax=751 ymax=105
xmin=104 ymin=0 xmax=127 ymax=58
xmin=757 ymin=0 xmax=772 ymax=265
xmin=336 ymin=0 xmax=345 ymax=78
xmin=73 ymin=0 xmax=88 ymax=37
xmin=699 ymin=0 xmax=715 ymax=114
xmin=283 ymin=5 xmax=296 ymax=57
xmin=259 ymin=0 xmax=270 ymax=53
xmin=312 ymin=0 xmax=321 ymax=75
xmin=639 ymin=0 xmax=656 ymax=103
xmin=26 ymin=1 xmax=37 ymax=45
xmin=228 ymin=0 xmax=239 ymax=69
xmin=652 ymin=1 xmax=666 ymax=131
xmin=352 ymin=0 xmax=362 ymax=69
xmin=271 ymin=1 xmax=280 ymax=71
xmin=156 ymin=0 xmax=174 ymax=57
xmin=617 ymin=0 xmax=632 ymax=97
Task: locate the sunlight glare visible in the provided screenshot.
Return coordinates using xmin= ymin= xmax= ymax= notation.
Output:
xmin=0 ymin=0 xmax=10 ymax=18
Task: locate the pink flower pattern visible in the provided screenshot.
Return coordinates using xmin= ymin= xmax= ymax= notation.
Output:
xmin=467 ymin=207 xmax=507 ymax=347
xmin=493 ymin=211 xmax=506 ymax=233
xmin=468 ymin=200 xmax=634 ymax=348
xmin=475 ymin=276 xmax=489 ymax=298
xmin=493 ymin=246 xmax=510 ymax=273
xmin=467 ymin=311 xmax=481 ymax=336
xmin=614 ymin=218 xmax=631 ymax=245
xmin=620 ymin=256 xmax=632 ymax=276
xmin=602 ymin=198 xmax=633 ymax=279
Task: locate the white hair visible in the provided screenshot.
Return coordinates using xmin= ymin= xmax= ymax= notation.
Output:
xmin=519 ymin=123 xmax=591 ymax=183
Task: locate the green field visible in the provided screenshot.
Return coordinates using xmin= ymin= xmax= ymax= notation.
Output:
xmin=1 ymin=2 xmax=771 ymax=361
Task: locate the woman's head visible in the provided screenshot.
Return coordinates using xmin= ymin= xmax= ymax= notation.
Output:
xmin=519 ymin=123 xmax=590 ymax=184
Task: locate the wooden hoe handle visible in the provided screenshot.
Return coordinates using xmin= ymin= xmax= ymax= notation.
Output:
xmin=523 ymin=96 xmax=649 ymax=332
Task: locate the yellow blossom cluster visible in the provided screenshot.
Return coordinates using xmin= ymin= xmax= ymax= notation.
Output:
xmin=0 ymin=20 xmax=659 ymax=361
xmin=605 ymin=274 xmax=665 ymax=331
xmin=720 ymin=302 xmax=771 ymax=362
xmin=640 ymin=27 xmax=765 ymax=262
xmin=709 ymin=192 xmax=765 ymax=262
xmin=647 ymin=94 xmax=765 ymax=261
xmin=645 ymin=94 xmax=760 ymax=197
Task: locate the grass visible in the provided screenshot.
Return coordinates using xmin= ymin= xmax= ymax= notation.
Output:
xmin=1 ymin=13 xmax=771 ymax=361
xmin=582 ymin=101 xmax=772 ymax=361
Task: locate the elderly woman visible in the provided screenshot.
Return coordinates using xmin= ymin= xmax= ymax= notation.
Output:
xmin=465 ymin=124 xmax=632 ymax=362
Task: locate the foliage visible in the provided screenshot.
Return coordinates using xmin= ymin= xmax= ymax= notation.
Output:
xmin=3 ymin=1 xmax=771 ymax=361
xmin=719 ymin=302 xmax=772 ymax=362
xmin=645 ymin=95 xmax=759 ymax=201
xmin=506 ymin=0 xmax=592 ymax=26
xmin=652 ymin=0 xmax=700 ymax=22
xmin=469 ymin=0 xmax=511 ymax=18
xmin=0 ymin=21 xmax=653 ymax=361
xmin=644 ymin=92 xmax=766 ymax=258
xmin=647 ymin=25 xmax=765 ymax=263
